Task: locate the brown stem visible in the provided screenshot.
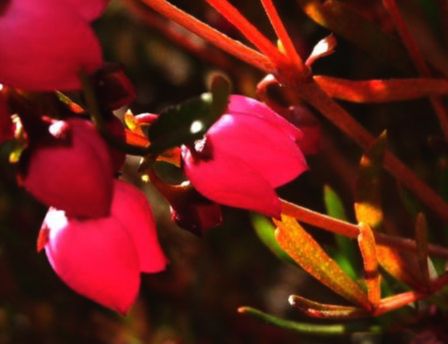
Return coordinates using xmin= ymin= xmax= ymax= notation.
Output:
xmin=280 ymin=199 xmax=448 ymax=259
xmin=292 ymin=80 xmax=448 ymax=222
xmin=383 ymin=0 xmax=448 ymax=140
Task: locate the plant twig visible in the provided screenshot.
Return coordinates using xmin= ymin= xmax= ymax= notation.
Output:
xmin=280 ymin=199 xmax=448 ymax=259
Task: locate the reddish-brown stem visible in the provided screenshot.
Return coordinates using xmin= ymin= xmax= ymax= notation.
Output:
xmin=259 ymin=0 xmax=306 ymax=74
xmin=280 ymin=199 xmax=448 ymax=259
xmin=383 ymin=0 xmax=448 ymax=139
xmin=140 ymin=0 xmax=273 ymax=72
xmin=205 ymin=0 xmax=287 ymax=68
xmin=293 ymin=80 xmax=448 ymax=222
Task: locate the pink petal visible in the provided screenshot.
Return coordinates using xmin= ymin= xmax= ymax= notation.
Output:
xmin=0 ymin=0 xmax=102 ymax=90
xmin=43 ymin=208 xmax=140 ymax=314
xmin=62 ymin=0 xmax=109 ymax=21
xmin=111 ymin=180 xmax=167 ymax=273
xmin=182 ymin=146 xmax=281 ymax=217
xmin=227 ymin=95 xmax=303 ymax=142
xmin=23 ymin=119 xmax=113 ymax=218
xmin=208 ymin=113 xmax=308 ymax=187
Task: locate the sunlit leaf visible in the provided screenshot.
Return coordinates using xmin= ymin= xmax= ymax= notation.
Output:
xmin=297 ymin=0 xmax=413 ymax=73
xmin=289 ymin=294 xmax=369 ymax=319
xmin=354 ymin=131 xmax=386 ymax=230
xmin=357 ymin=223 xmax=380 ymax=307
xmin=250 ymin=213 xmax=293 ymax=263
xmin=125 ymin=129 xmax=149 ymax=148
xmin=314 ymin=76 xmax=448 ymax=103
xmin=323 ymin=185 xmax=359 ymax=280
xmin=274 ymin=215 xmax=370 ymax=308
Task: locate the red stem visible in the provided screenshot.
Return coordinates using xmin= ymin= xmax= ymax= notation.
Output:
xmin=259 ymin=0 xmax=306 ymax=73
xmin=280 ymin=199 xmax=448 ymax=259
xmin=140 ymin=0 xmax=273 ymax=72
xmin=205 ymin=0 xmax=287 ymax=69
xmin=383 ymin=0 xmax=448 ymax=140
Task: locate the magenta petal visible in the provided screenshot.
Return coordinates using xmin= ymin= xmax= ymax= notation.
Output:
xmin=0 ymin=0 xmax=102 ymax=90
xmin=227 ymin=95 xmax=303 ymax=142
xmin=23 ymin=119 xmax=113 ymax=218
xmin=43 ymin=208 xmax=140 ymax=314
xmin=62 ymin=0 xmax=109 ymax=21
xmin=208 ymin=114 xmax=308 ymax=187
xmin=182 ymin=146 xmax=281 ymax=217
xmin=111 ymin=180 xmax=167 ymax=273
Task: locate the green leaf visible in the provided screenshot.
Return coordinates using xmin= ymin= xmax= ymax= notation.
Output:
xmin=147 ymin=75 xmax=231 ymax=155
xmin=250 ymin=213 xmax=293 ymax=263
xmin=323 ymin=185 xmax=359 ymax=280
xmin=274 ymin=215 xmax=370 ymax=308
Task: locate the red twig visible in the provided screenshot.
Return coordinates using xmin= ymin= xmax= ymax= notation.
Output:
xmin=259 ymin=0 xmax=306 ymax=73
xmin=205 ymin=0 xmax=287 ymax=69
xmin=280 ymin=199 xmax=448 ymax=259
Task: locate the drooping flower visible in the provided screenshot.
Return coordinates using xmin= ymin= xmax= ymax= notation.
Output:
xmin=0 ymin=0 xmax=104 ymax=90
xmin=42 ymin=180 xmax=167 ymax=314
xmin=21 ymin=118 xmax=114 ymax=218
xmin=62 ymin=0 xmax=110 ymax=21
xmin=182 ymin=95 xmax=307 ymax=217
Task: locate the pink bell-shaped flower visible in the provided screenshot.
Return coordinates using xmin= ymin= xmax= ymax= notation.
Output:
xmin=22 ymin=118 xmax=114 ymax=218
xmin=42 ymin=180 xmax=167 ymax=313
xmin=0 ymin=0 xmax=102 ymax=90
xmin=111 ymin=180 xmax=167 ymax=273
xmin=182 ymin=95 xmax=308 ymax=217
xmin=43 ymin=207 xmax=140 ymax=314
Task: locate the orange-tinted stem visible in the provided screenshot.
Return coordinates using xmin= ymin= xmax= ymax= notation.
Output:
xmin=259 ymin=0 xmax=306 ymax=74
xmin=280 ymin=199 xmax=448 ymax=259
xmin=205 ymin=0 xmax=287 ymax=69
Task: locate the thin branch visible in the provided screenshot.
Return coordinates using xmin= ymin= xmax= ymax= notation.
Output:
xmin=140 ymin=0 xmax=273 ymax=72
xmin=280 ymin=199 xmax=448 ymax=259
xmin=259 ymin=0 xmax=306 ymax=73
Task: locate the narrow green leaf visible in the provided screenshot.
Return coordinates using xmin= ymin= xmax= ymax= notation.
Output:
xmin=274 ymin=215 xmax=370 ymax=308
xmin=238 ymin=306 xmax=380 ymax=335
xmin=323 ymin=185 xmax=359 ymax=280
xmin=250 ymin=213 xmax=293 ymax=263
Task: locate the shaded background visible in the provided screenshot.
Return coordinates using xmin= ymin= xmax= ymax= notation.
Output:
xmin=2 ymin=0 xmax=448 ymax=342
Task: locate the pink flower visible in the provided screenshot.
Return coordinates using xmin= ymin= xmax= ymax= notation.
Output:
xmin=62 ymin=0 xmax=109 ymax=21
xmin=42 ymin=180 xmax=167 ymax=314
xmin=0 ymin=0 xmax=104 ymax=90
xmin=22 ymin=118 xmax=114 ymax=218
xmin=182 ymin=95 xmax=307 ymax=217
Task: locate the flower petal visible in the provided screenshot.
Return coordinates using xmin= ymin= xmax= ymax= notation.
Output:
xmin=0 ymin=0 xmax=102 ymax=90
xmin=43 ymin=208 xmax=140 ymax=314
xmin=208 ymin=113 xmax=308 ymax=187
xmin=227 ymin=95 xmax=303 ymax=142
xmin=23 ymin=119 xmax=113 ymax=218
xmin=182 ymin=146 xmax=281 ymax=217
xmin=111 ymin=180 xmax=167 ymax=273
